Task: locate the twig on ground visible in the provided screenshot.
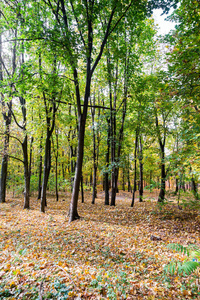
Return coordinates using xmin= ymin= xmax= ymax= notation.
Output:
xmin=39 ymin=281 xmax=43 ymax=300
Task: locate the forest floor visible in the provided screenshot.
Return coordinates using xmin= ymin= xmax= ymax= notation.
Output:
xmin=0 ymin=190 xmax=200 ymax=299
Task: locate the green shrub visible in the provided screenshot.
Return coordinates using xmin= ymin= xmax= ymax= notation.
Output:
xmin=164 ymin=243 xmax=200 ymax=276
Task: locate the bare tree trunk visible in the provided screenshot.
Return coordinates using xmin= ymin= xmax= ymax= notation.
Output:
xmin=91 ymin=94 xmax=97 ymax=204
xmin=28 ymin=136 xmax=33 ymax=197
xmin=52 ymin=127 xmax=59 ymax=202
xmin=190 ymin=167 xmax=199 ymax=200
xmin=55 ymin=131 xmax=59 ymax=202
xmin=150 ymin=170 xmax=152 ymax=192
xmin=175 ymin=178 xmax=178 ymax=195
xmin=55 ymin=156 xmax=58 ymax=202
xmin=104 ymin=119 xmax=110 ymax=205
xmin=127 ymin=155 xmax=132 ymax=192
xmin=131 ymin=129 xmax=138 ymax=207
xmin=92 ymin=165 xmax=97 ymax=204
xmin=174 ymin=134 xmax=179 ymax=195
xmin=110 ymin=107 xmax=117 ymax=206
xmin=122 ymin=166 xmax=125 ymax=191
xmin=191 ymin=176 xmax=198 ymax=199
xmin=37 ymin=134 xmax=43 ymax=200
xmin=68 ymin=105 xmax=77 ymax=191
xmin=22 ymin=135 xmax=30 ymax=209
xmin=81 ymin=173 xmax=84 ymax=203
xmin=158 ymin=144 xmax=166 ymax=202
xmin=41 ymin=134 xmax=52 ymax=212
xmin=155 ymin=113 xmax=166 ymax=203
xmin=138 ymin=135 xmax=143 ymax=202
xmin=69 ymin=115 xmax=86 ymax=221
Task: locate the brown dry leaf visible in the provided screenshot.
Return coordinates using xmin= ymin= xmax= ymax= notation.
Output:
xmin=0 ymin=191 xmax=199 ymax=299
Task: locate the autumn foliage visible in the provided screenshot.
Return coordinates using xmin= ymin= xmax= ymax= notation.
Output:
xmin=0 ymin=191 xmax=199 ymax=299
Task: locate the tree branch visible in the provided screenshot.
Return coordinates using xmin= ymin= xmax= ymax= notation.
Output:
xmin=108 ymin=1 xmax=133 ymax=37
xmin=91 ymin=5 xmax=116 ymax=75
xmin=7 ymin=102 xmax=24 ymax=130
xmin=0 ymin=153 xmax=23 ymax=163
xmin=0 ymin=132 xmax=22 ymax=145
xmin=0 ymin=55 xmax=10 ymax=77
xmin=69 ymin=0 xmax=86 ymax=49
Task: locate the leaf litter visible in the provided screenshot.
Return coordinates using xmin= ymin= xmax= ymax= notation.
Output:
xmin=0 ymin=190 xmax=199 ymax=299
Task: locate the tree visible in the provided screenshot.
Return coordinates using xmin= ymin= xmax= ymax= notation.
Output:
xmin=90 ymin=90 xmax=101 ymax=204
xmin=152 ymin=72 xmax=177 ymax=202
xmin=0 ymin=0 xmax=180 ymax=217
xmin=0 ymin=5 xmax=33 ymax=208
xmin=167 ymin=0 xmax=200 ymax=110
xmin=0 ymin=20 xmax=13 ymax=203
xmin=38 ymin=53 xmax=60 ymax=213
xmin=166 ymin=0 xmax=200 ymax=199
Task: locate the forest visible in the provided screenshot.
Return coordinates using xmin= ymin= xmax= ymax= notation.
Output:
xmin=0 ymin=0 xmax=200 ymax=299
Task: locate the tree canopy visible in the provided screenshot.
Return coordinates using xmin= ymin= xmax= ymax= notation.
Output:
xmin=0 ymin=0 xmax=199 ymax=215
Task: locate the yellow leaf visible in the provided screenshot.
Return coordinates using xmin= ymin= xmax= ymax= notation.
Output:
xmin=10 ymin=281 xmax=16 ymax=288
xmin=15 ymin=269 xmax=20 ymax=275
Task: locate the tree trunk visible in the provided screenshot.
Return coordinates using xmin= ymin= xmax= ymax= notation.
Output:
xmin=81 ymin=173 xmax=84 ymax=203
xmin=70 ymin=144 xmax=75 ymax=191
xmin=191 ymin=177 xmax=198 ymax=200
xmin=37 ymin=137 xmax=43 ymax=200
xmin=41 ymin=134 xmax=51 ymax=212
xmin=131 ymin=129 xmax=138 ymax=207
xmin=110 ymin=54 xmax=128 ymax=205
xmin=158 ymin=145 xmax=166 ymax=202
xmin=0 ymin=118 xmax=11 ymax=203
xmin=68 ymin=64 xmax=91 ymax=221
xmin=110 ymin=165 xmax=117 ymax=206
xmin=22 ymin=135 xmax=30 ymax=209
xmin=55 ymin=154 xmax=58 ymax=201
xmin=175 ymin=178 xmax=178 ymax=195
xmin=53 ymin=129 xmax=59 ymax=202
xmin=68 ymin=105 xmax=77 ymax=192
xmin=89 ymin=173 xmax=92 ymax=187
xmin=138 ymin=136 xmax=143 ymax=202
xmin=0 ymin=153 xmax=8 ymax=203
xmin=91 ymin=95 xmax=97 ymax=204
xmin=150 ymin=170 xmax=152 ymax=192
xmin=127 ymin=156 xmax=132 ymax=192
xmin=39 ymin=54 xmax=57 ymax=212
xmin=28 ymin=136 xmax=33 ymax=197
xmin=155 ymin=112 xmax=166 ymax=203
xmin=104 ymin=118 xmax=110 ymax=205
xmin=69 ymin=115 xmax=86 ymax=221
xmin=191 ymin=167 xmax=199 ymax=200
xmin=109 ymin=57 xmax=117 ymax=207
xmin=92 ymin=165 xmax=97 ymax=204
xmin=62 ymin=152 xmax=65 ymax=180
xmin=122 ymin=167 xmax=125 ymax=191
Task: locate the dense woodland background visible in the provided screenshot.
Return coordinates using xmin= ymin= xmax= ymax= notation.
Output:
xmin=0 ymin=0 xmax=200 ymax=298
xmin=0 ymin=0 xmax=199 ymax=217
xmin=0 ymin=1 xmax=200 ymax=221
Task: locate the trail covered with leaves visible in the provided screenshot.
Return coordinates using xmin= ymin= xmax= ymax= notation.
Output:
xmin=0 ymin=191 xmax=200 ymax=299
